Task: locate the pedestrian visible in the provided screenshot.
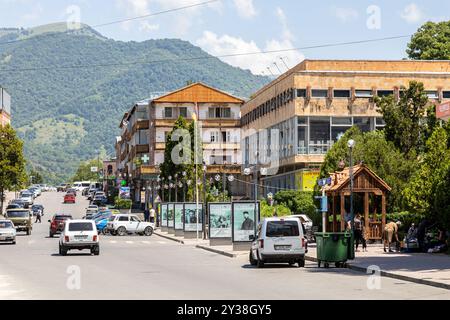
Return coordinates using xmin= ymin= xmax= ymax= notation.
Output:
xmin=383 ymin=221 xmax=402 ymax=253
xmin=144 ymin=208 xmax=150 ymax=222
xmin=354 ymin=214 xmax=366 ymax=252
xmin=35 ymin=210 xmax=42 ymax=223
xmin=149 ymin=207 xmax=156 ymax=223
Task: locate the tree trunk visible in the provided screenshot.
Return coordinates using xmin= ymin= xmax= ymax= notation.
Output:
xmin=0 ymin=187 xmax=4 ymax=216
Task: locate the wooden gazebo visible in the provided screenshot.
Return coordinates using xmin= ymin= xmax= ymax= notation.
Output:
xmin=323 ymin=164 xmax=391 ymax=241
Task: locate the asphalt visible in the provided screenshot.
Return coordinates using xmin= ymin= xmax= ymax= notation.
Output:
xmin=0 ymin=191 xmax=449 ymax=300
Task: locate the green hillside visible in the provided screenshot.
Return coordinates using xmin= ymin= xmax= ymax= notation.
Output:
xmin=0 ymin=24 xmax=268 ymax=184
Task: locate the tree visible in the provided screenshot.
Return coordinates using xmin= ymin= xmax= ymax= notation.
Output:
xmin=375 ymin=81 xmax=433 ymax=156
xmin=273 ymin=190 xmax=319 ymax=225
xmin=72 ymin=159 xmax=103 ymax=182
xmin=319 ymin=127 xmax=417 ymax=211
xmin=29 ymin=169 xmax=44 ymax=185
xmin=0 ymin=124 xmax=27 ymax=213
xmin=434 ymin=165 xmax=450 ymax=231
xmin=403 ymin=127 xmax=450 ymax=217
xmin=407 ymin=21 xmax=450 ymax=60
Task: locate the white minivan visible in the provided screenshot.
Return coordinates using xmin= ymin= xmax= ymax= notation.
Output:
xmin=249 ymin=217 xmax=307 ymax=268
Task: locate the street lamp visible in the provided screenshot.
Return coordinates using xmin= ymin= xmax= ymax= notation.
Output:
xmin=174 ymin=173 xmax=179 ymax=203
xmin=348 ymin=139 xmax=355 ymax=231
xmin=182 ymin=171 xmax=187 ymax=203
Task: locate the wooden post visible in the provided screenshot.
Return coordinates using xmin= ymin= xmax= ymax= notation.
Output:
xmin=381 ymin=194 xmax=386 ymax=235
xmin=340 ymin=193 xmax=345 ymax=231
xmin=364 ymin=192 xmax=370 ymax=238
xmin=333 ymin=195 xmax=337 ymax=232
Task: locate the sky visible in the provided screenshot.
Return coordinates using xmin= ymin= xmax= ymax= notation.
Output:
xmin=0 ymin=0 xmax=449 ymax=75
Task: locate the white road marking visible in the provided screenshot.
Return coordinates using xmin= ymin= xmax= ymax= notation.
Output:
xmin=126 ymin=241 xmax=134 ymax=244
xmin=27 ymin=240 xmax=36 ymax=245
xmin=157 ymin=241 xmax=166 ymax=244
xmin=141 ymin=241 xmax=151 ymax=245
xmin=109 ymin=241 xmax=117 ymax=244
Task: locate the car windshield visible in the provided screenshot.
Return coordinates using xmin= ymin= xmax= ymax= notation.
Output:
xmin=21 ymin=193 xmax=32 ymax=197
xmin=55 ymin=216 xmax=72 ymax=221
xmin=0 ymin=221 xmax=13 ymax=228
xmin=7 ymin=211 xmax=29 ymax=218
xmin=68 ymin=222 xmax=94 ymax=231
xmin=266 ymin=221 xmax=299 ymax=237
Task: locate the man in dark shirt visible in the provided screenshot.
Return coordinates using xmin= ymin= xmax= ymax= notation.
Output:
xmin=241 ymin=212 xmax=254 ymax=231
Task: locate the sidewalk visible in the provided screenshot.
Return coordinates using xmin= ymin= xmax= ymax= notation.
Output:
xmin=155 ymin=230 xmax=450 ymax=290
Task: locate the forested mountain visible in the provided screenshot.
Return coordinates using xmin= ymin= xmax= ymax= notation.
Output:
xmin=0 ymin=23 xmax=268 ymax=183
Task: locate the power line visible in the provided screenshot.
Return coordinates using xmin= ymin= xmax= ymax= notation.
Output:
xmin=0 ymin=0 xmax=219 ymax=47
xmin=0 ymin=34 xmax=412 ymax=74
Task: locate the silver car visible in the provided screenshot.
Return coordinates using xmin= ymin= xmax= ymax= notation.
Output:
xmin=0 ymin=220 xmax=17 ymax=245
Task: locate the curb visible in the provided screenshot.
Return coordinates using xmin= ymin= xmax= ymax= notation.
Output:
xmin=305 ymin=255 xmax=450 ymax=291
xmin=154 ymin=232 xmax=185 ymax=244
xmin=196 ymin=245 xmax=238 ymax=258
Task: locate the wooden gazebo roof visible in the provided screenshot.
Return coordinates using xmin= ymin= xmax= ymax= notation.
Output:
xmin=323 ymin=164 xmax=391 ymax=195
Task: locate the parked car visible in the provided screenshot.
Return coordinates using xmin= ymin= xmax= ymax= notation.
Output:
xmin=66 ymin=189 xmax=77 ymax=196
xmin=57 ymin=184 xmax=69 ymax=192
xmin=6 ymin=203 xmax=23 ymax=210
xmin=31 ymin=204 xmax=45 ymax=216
xmin=10 ymin=199 xmax=27 ymax=209
xmin=49 ymin=214 xmax=73 ymax=238
xmin=4 ymin=209 xmax=33 ymax=235
xmin=249 ymin=217 xmax=307 ymax=268
xmin=107 ymin=214 xmax=154 ymax=236
xmin=287 ymin=214 xmax=315 ymax=243
xmin=92 ymin=196 xmax=107 ymax=207
xmin=19 ymin=191 xmax=34 ymax=206
xmin=0 ymin=220 xmax=16 ymax=244
xmin=64 ymin=194 xmax=76 ymax=204
xmin=59 ymin=220 xmax=100 ymax=256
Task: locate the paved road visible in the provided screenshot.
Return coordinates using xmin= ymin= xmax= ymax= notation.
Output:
xmin=1 ymin=192 xmax=449 ymax=300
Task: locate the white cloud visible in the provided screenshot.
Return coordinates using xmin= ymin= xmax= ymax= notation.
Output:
xmin=19 ymin=3 xmax=44 ymax=25
xmin=196 ymin=7 xmax=303 ymax=75
xmin=332 ymin=6 xmax=359 ymax=23
xmin=233 ymin=0 xmax=257 ymax=19
xmin=139 ymin=21 xmax=159 ymax=32
xmin=401 ymin=3 xmax=423 ymax=23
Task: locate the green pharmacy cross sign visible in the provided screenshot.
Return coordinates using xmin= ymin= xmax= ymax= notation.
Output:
xmin=121 ymin=180 xmax=127 ymax=187
xmin=141 ymin=155 xmax=150 ymax=164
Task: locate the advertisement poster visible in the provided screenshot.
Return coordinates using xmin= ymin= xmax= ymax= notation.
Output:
xmin=174 ymin=204 xmax=184 ymax=230
xmin=119 ymin=187 xmax=131 ymax=199
xmin=209 ymin=203 xmax=232 ymax=239
xmin=184 ymin=203 xmax=203 ymax=232
xmin=161 ymin=204 xmax=168 ymax=227
xmin=232 ymin=202 xmax=259 ymax=242
xmin=167 ymin=203 xmax=175 ymax=228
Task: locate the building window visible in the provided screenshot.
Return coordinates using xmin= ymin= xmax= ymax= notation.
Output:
xmin=210 ymin=131 xmax=219 ymax=143
xmin=164 ymin=131 xmax=170 ymax=142
xmin=332 ymin=117 xmax=352 ymax=125
xmin=298 ymin=127 xmax=307 ymax=154
xmin=334 ymin=90 xmax=351 ymax=98
xmin=179 ymin=107 xmax=188 ymax=118
xmin=354 ymin=117 xmax=371 ymax=132
xmin=208 ymin=107 xmax=231 ymax=118
xmin=426 ymin=91 xmax=439 ymax=99
xmin=138 ymin=130 xmax=148 ymax=145
xmin=164 ymin=107 xmax=173 ymax=118
xmin=443 ymin=91 xmax=450 ymax=99
xmin=376 ymin=117 xmax=386 ymax=127
xmin=311 ymin=89 xmax=328 ymax=98
xmin=355 ymin=90 xmax=373 ymax=98
xmin=309 ymin=117 xmax=330 ymax=154
xmin=222 ymin=131 xmax=231 ymax=143
xmin=377 ymin=90 xmax=394 ymax=97
xmin=297 ymin=89 xmax=307 ymax=98
xmin=298 ymin=117 xmax=307 ymax=125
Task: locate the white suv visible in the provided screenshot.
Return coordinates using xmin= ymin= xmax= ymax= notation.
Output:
xmin=107 ymin=214 xmax=154 ymax=237
xmin=59 ymin=220 xmax=100 ymax=256
xmin=249 ymin=217 xmax=307 ymax=268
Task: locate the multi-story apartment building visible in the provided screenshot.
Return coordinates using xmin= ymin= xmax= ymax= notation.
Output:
xmin=116 ymin=82 xmax=245 ymax=204
xmin=241 ymin=60 xmax=450 ymax=195
xmin=0 ymin=87 xmax=11 ymax=126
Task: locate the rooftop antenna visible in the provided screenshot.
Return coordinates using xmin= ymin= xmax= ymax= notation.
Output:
xmin=266 ymin=67 xmax=275 ymax=77
xmin=273 ymin=62 xmax=282 ymax=74
xmin=279 ymin=57 xmax=290 ymax=70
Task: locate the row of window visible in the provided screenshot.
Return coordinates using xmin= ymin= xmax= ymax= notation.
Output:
xmin=241 ymin=88 xmax=450 ymax=126
xmin=241 ymin=88 xmax=295 ymax=126
xmin=163 ymin=107 xmax=232 ymax=119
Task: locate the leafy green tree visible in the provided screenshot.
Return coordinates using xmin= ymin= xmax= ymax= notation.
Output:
xmin=72 ymin=159 xmax=103 ymax=182
xmin=434 ymin=166 xmax=450 ymax=231
xmin=375 ymin=81 xmax=433 ymax=156
xmin=403 ymin=127 xmax=450 ymax=217
xmin=260 ymin=200 xmax=291 ymax=218
xmin=29 ymin=169 xmax=44 ymax=185
xmin=0 ymin=124 xmax=27 ymax=213
xmin=407 ymin=21 xmax=450 ymax=60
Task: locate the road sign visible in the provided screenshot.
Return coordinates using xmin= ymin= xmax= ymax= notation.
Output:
xmin=91 ymin=167 xmax=98 ymax=173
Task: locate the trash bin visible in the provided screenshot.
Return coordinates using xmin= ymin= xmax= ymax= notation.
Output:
xmin=315 ymin=232 xmax=353 ymax=268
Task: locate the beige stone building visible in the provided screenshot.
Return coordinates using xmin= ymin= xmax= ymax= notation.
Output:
xmin=0 ymin=87 xmax=11 ymax=126
xmin=241 ymin=60 xmax=450 ymax=195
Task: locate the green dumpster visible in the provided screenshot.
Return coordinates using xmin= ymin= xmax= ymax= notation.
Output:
xmin=315 ymin=232 xmax=354 ymax=268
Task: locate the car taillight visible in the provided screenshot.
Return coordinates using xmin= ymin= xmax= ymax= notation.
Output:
xmin=64 ymin=236 xmax=69 ymax=242
xmin=93 ymin=235 xmax=98 ymax=241
xmin=259 ymin=239 xmax=264 ymax=249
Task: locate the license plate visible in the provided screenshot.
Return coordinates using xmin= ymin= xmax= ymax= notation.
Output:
xmin=75 ymin=235 xmax=88 ymax=239
xmin=275 ymin=245 xmax=291 ymax=251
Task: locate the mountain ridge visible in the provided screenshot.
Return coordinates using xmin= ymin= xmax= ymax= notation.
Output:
xmin=0 ymin=23 xmax=268 ymax=183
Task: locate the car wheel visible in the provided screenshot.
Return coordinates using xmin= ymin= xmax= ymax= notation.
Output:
xmin=144 ymin=227 xmax=153 ymax=236
xmin=91 ymin=246 xmax=100 ymax=256
xmin=49 ymin=232 xmax=53 ymax=238
xmin=101 ymin=228 xmax=108 ymax=235
xmin=117 ymin=226 xmax=126 ymax=237
xmin=12 ymin=240 xmax=16 ymax=245
xmin=26 ymin=229 xmax=31 ymax=236
xmin=60 ymin=245 xmax=68 ymax=256
xmin=256 ymin=252 xmax=264 ymax=268
xmin=249 ymin=251 xmax=257 ymax=266
xmin=298 ymin=259 xmax=305 ymax=268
